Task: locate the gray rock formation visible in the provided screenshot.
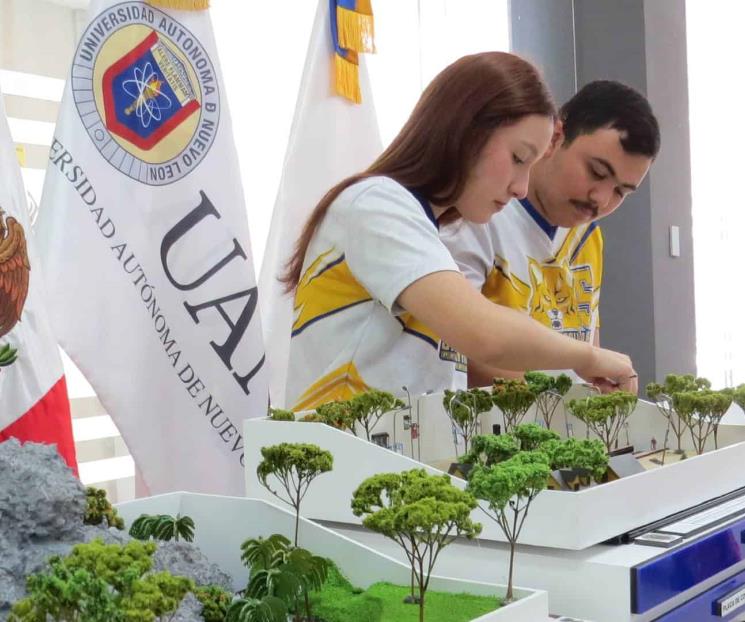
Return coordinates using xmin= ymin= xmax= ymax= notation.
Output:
xmin=0 ymin=440 xmax=233 ymax=621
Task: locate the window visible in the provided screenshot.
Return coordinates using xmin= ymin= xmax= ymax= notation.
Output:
xmin=686 ymin=0 xmax=745 ymax=387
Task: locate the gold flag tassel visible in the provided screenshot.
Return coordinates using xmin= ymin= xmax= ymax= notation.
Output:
xmin=334 ymin=50 xmax=361 ymax=104
xmin=145 ymin=0 xmax=209 ymax=10
xmin=336 ymin=0 xmax=375 ymax=53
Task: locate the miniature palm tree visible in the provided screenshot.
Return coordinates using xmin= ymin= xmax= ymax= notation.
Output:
xmin=256 ymin=443 xmax=333 ymax=546
xmin=351 ymin=469 xmax=481 ymax=622
xmin=467 ymin=451 xmax=550 ymax=604
xmin=442 ymin=387 xmax=494 ymax=455
xmin=226 ymin=595 xmax=288 ymax=622
xmin=239 ymin=533 xmax=329 ymax=622
xmin=568 ymin=392 xmax=637 ymax=452
xmin=84 ymin=486 xmax=124 ymax=530
xmin=674 ymin=389 xmax=733 ymax=454
xmin=129 ymin=513 xmax=195 ymax=542
xmin=647 ymin=374 xmax=711 ymax=452
xmin=524 ymin=371 xmax=572 ymax=429
xmin=350 ymin=388 xmax=405 ymax=441
xmin=491 ymin=378 xmax=536 ymax=434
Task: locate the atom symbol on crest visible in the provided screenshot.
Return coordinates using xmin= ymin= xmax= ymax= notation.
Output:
xmin=121 ymin=63 xmax=172 ymax=127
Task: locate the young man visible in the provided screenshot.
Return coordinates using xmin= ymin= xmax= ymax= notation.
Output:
xmin=441 ymin=80 xmax=660 ymax=388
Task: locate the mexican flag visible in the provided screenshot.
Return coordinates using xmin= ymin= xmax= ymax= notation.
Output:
xmin=0 ymin=86 xmax=77 ymax=474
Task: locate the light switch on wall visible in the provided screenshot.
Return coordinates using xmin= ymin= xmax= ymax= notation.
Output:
xmin=669 ymin=225 xmax=680 ymax=257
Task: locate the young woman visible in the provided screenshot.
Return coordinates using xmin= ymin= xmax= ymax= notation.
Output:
xmin=282 ymin=52 xmax=637 ymax=411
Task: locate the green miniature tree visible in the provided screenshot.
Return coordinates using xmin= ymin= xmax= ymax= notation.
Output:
xmin=647 ymin=374 xmax=711 ymax=452
xmin=269 ymin=407 xmax=296 ymax=421
xmin=674 ymin=389 xmax=733 ymax=454
xmin=194 ymin=585 xmax=233 ymax=622
xmin=315 ymin=400 xmax=356 ymax=433
xmin=350 ymin=389 xmax=405 ymax=441
xmin=568 ymin=392 xmax=638 ymax=452
xmin=351 ymin=469 xmax=481 ymax=622
xmin=524 ymin=371 xmax=572 ymax=429
xmin=226 ymin=595 xmax=288 ymax=622
xmin=467 ymin=451 xmax=550 ymax=604
xmin=511 ymin=422 xmax=560 ymax=451
xmin=540 ymin=437 xmax=609 ymax=484
xmin=491 ymin=379 xmax=536 ymax=434
xmin=129 ymin=513 xmax=196 ymax=542
xmin=84 ymin=486 xmax=124 ymax=530
xmin=733 ymin=385 xmax=745 ymax=412
xmin=9 ymin=539 xmax=193 ymax=622
xmin=257 ymin=443 xmax=333 ymax=546
xmin=442 ymin=388 xmax=494 ymax=455
xmin=240 ymin=534 xmax=329 ymax=622
xmin=461 ymin=433 xmax=520 ymax=468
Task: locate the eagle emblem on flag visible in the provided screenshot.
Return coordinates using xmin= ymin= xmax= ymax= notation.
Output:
xmin=0 ymin=209 xmax=30 ymax=369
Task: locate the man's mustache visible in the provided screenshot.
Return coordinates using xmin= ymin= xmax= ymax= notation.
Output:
xmin=570 ymin=200 xmax=598 ymax=218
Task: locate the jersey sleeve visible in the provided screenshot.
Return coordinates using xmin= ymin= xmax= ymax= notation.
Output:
xmin=337 ymin=179 xmax=460 ymax=313
xmin=439 ymin=219 xmax=495 ymax=292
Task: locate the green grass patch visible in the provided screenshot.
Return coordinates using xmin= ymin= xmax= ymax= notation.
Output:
xmin=311 ymin=563 xmax=502 ymax=622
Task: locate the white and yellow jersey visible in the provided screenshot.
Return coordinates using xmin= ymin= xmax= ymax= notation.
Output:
xmin=285 ymin=177 xmax=467 ymax=411
xmin=441 ymin=197 xmax=602 ymax=343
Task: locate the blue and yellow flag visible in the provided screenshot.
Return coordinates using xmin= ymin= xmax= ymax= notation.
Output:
xmin=330 ymin=0 xmax=375 ymax=103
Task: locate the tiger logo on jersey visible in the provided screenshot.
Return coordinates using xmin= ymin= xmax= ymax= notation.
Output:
xmin=486 ymin=254 xmax=598 ymax=342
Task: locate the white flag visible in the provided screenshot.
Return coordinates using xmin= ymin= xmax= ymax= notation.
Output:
xmin=0 ymin=88 xmax=77 ymax=473
xmin=259 ymin=0 xmax=382 ymax=407
xmin=35 ymin=0 xmax=268 ymax=495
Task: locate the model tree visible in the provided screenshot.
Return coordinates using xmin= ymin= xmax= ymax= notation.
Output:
xmin=524 ymin=371 xmax=572 ymax=429
xmin=733 ymin=384 xmax=745 ymax=412
xmin=443 ymin=387 xmax=494 ymax=455
xmin=83 ymin=487 xmax=124 ymax=530
xmin=674 ymin=389 xmax=733 ymax=454
xmin=269 ymin=407 xmax=296 ymax=421
xmin=647 ymin=374 xmax=711 ymax=452
xmin=351 ymin=469 xmax=481 ymax=622
xmin=350 ymin=389 xmax=405 ymax=441
xmin=257 ymin=443 xmax=333 ymax=546
xmin=239 ymin=533 xmax=329 ymax=622
xmin=491 ymin=379 xmax=536 ymax=434
xmin=461 ymin=433 xmax=520 ymax=468
xmin=540 ymin=437 xmax=609 ymax=485
xmin=467 ymin=451 xmax=550 ymax=604
xmin=568 ymin=392 xmax=637 ymax=452
xmin=314 ymin=400 xmax=356 ymax=433
xmin=9 ymin=539 xmax=192 ymax=622
xmin=129 ymin=513 xmax=195 ymax=542
xmin=511 ymin=422 xmax=560 ymax=451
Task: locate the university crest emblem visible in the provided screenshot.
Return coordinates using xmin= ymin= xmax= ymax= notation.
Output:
xmin=72 ymin=2 xmax=220 ymax=185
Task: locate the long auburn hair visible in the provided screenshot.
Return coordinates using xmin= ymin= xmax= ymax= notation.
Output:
xmin=282 ymin=51 xmax=555 ymax=291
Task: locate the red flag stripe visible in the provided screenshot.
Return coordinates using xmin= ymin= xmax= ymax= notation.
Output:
xmin=0 ymin=375 xmax=79 ymax=476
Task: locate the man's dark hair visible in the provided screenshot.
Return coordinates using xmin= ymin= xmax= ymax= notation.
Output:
xmin=560 ymin=80 xmax=660 ymax=158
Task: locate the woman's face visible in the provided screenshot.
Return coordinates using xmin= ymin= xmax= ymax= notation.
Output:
xmin=455 ymin=114 xmax=554 ymax=224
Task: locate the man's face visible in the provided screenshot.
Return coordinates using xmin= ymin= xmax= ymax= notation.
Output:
xmin=532 ymin=127 xmax=653 ymax=228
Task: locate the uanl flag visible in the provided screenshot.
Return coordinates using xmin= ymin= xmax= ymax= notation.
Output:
xmin=35 ymin=0 xmax=268 ymax=495
xmin=0 ymin=87 xmax=78 ymax=473
xmin=259 ymin=0 xmax=381 ymax=406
